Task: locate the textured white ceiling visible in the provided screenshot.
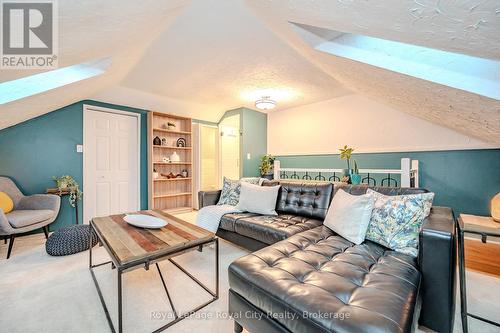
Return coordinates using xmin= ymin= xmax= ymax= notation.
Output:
xmin=1 ymin=0 xmax=499 ymax=145
xmin=0 ymin=0 xmax=188 ymax=129
xmin=245 ymin=0 xmax=500 ymax=144
xmin=117 ymin=0 xmax=350 ymax=120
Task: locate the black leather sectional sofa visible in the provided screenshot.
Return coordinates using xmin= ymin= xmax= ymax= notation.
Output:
xmin=198 ymin=181 xmax=456 ymax=333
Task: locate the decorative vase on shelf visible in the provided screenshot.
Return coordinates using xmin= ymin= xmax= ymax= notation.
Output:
xmin=170 ymin=151 xmax=180 ymax=163
xmin=341 ymin=169 xmax=350 ymax=177
xmin=341 ymin=169 xmax=352 ymax=184
xmin=491 ymin=192 xmax=500 ymax=222
xmin=350 ymin=173 xmax=361 ymax=185
xmin=181 ymin=169 xmax=188 ymax=178
xmin=262 ymin=172 xmax=273 ymax=180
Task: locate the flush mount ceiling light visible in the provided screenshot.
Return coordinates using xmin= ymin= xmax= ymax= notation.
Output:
xmin=255 ymin=96 xmax=276 ymax=110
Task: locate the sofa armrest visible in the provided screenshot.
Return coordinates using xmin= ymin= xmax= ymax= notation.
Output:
xmin=17 ymin=194 xmax=61 ymax=212
xmin=0 ymin=210 xmax=14 ymax=235
xmin=418 ymin=206 xmax=456 ymax=333
xmin=198 ymin=190 xmax=221 ymax=208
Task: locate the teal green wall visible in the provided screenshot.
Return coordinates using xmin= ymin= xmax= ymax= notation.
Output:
xmin=241 ymin=108 xmax=267 ymax=177
xmin=276 ymin=149 xmax=500 ymax=216
xmin=0 ymin=100 xmax=149 ymax=230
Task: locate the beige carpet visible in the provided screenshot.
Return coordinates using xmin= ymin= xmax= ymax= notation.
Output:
xmin=0 ymin=214 xmax=499 ymax=333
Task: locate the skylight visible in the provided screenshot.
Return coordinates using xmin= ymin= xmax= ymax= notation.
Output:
xmin=291 ymin=23 xmax=500 ymax=100
xmin=0 ymin=57 xmax=112 ymax=105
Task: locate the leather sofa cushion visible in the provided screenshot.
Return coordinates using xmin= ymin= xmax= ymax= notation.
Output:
xmin=233 ymin=214 xmax=323 ymax=245
xmin=7 ymin=209 xmax=55 ymax=228
xmin=229 ymin=226 xmax=420 ymax=333
xmin=335 ymin=184 xmax=428 ymax=196
xmin=276 ymin=182 xmax=333 ymax=220
xmin=220 ymin=212 xmax=259 ymax=232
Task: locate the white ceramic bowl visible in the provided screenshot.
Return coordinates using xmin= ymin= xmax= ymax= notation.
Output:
xmin=124 ymin=214 xmax=167 ymax=229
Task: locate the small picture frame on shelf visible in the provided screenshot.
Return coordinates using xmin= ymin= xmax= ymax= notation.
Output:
xmin=153 ymin=136 xmax=161 ymax=146
xmin=176 ymin=138 xmax=186 ymax=147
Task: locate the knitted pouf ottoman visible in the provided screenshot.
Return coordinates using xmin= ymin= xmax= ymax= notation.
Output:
xmin=46 ymin=225 xmax=98 ymax=256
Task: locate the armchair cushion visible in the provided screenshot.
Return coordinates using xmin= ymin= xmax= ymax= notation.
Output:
xmin=7 ymin=209 xmax=56 ymax=228
xmin=17 ymin=194 xmax=60 ymax=211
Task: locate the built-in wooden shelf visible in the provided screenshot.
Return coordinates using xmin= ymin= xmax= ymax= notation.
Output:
xmin=153 ymin=162 xmax=192 ymax=165
xmin=153 ymin=145 xmax=192 ymax=150
xmin=153 ymin=192 xmax=192 ymax=199
xmin=154 ymin=178 xmax=192 ymax=182
xmin=163 ymin=206 xmax=193 ymax=214
xmin=152 ymin=128 xmax=192 ymax=135
xmin=148 ymin=111 xmax=194 ymax=211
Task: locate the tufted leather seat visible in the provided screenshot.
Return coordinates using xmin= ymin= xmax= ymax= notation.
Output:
xmin=220 ymin=212 xmax=259 ymax=232
xmin=235 ymin=214 xmax=323 ymax=245
xmin=229 ymin=226 xmax=421 ymax=333
xmin=219 ymin=183 xmax=332 ymax=245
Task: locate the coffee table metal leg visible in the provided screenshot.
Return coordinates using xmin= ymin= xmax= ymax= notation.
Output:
xmin=91 ymin=236 xmax=219 ymax=333
xmin=89 ymin=221 xmax=118 ymax=333
xmin=156 ymin=263 xmax=179 ymax=319
xmin=118 ymin=269 xmax=123 ymax=333
xmin=458 ymin=228 xmax=468 ymax=333
xmin=215 ymin=238 xmax=219 ymax=297
xmin=152 ymin=239 xmax=220 ymax=332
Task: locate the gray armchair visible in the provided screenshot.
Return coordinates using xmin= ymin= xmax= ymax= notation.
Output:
xmin=0 ymin=177 xmax=61 ymax=258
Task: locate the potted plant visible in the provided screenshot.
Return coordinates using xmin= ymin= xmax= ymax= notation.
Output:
xmin=259 ymin=154 xmax=275 ymax=180
xmin=350 ymin=160 xmax=361 ymax=185
xmin=339 ymin=145 xmax=354 ymax=178
xmin=52 ymin=175 xmax=83 ymax=207
xmin=167 ymin=122 xmax=176 ymax=130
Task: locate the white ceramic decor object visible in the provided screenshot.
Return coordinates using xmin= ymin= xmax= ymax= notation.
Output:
xmin=170 ymin=151 xmax=180 ymax=162
xmin=124 ymin=214 xmax=167 ymax=229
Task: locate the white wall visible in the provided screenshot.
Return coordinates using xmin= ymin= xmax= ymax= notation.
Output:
xmin=268 ymin=94 xmax=496 ymax=155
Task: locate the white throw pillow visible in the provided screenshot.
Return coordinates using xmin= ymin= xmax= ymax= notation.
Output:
xmin=323 ymin=189 xmax=375 ymax=244
xmin=236 ymin=182 xmax=280 ymax=215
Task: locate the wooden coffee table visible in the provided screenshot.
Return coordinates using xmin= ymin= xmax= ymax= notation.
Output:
xmin=89 ymin=210 xmax=218 ymax=333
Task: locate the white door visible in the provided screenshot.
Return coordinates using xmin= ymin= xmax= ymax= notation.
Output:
xmin=219 ymin=125 xmax=240 ymax=180
xmin=200 ymin=125 xmax=219 ymax=191
xmin=219 ymin=113 xmax=241 ymax=181
xmin=83 ymin=107 xmax=140 ymax=223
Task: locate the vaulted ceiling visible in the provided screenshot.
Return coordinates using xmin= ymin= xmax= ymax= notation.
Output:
xmin=1 ymin=0 xmax=499 ymax=144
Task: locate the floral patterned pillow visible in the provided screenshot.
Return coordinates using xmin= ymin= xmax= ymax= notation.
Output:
xmin=217 ymin=177 xmax=262 ymax=206
xmin=365 ymin=189 xmax=434 ymax=257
